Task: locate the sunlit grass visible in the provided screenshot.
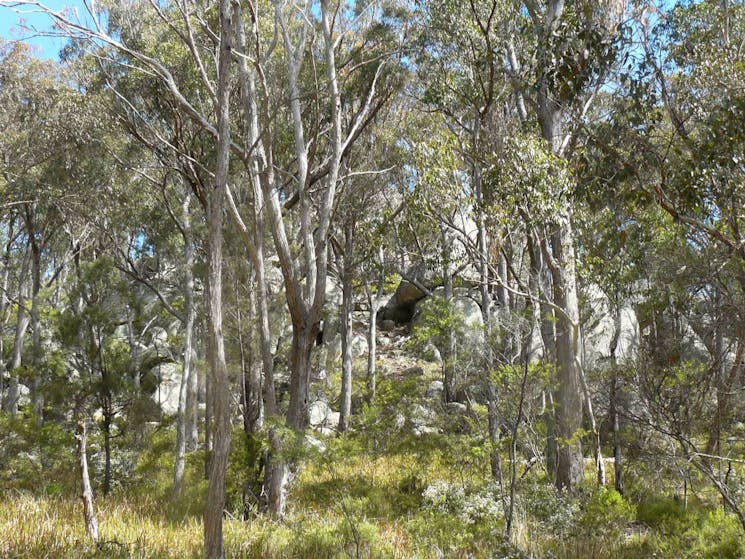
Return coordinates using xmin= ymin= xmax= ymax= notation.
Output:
xmin=0 ymin=433 xmax=508 ymax=559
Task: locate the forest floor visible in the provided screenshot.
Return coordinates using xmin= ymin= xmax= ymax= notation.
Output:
xmin=1 ymin=331 xmax=743 ymax=558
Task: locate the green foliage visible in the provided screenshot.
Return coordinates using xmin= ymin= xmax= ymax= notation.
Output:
xmin=485 ymin=133 xmax=574 ymax=226
xmin=635 ymin=496 xmax=745 ymax=559
xmin=0 ymin=413 xmax=77 ymax=494
xmin=406 ymin=295 xmax=469 ymax=358
xmin=578 ymin=487 xmax=635 ymax=537
xmin=538 ymin=1 xmax=623 ymax=103
xmin=522 ymin=481 xmax=581 ymax=534
xmin=226 ymin=428 xmax=265 ymax=518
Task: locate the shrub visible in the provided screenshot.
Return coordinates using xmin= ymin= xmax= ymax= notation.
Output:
xmin=578 ymin=487 xmax=635 ymax=537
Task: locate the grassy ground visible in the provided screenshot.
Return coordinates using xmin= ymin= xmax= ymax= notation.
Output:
xmin=2 ymin=362 xmax=744 ymax=558
xmin=0 ymin=436 xmax=518 ymax=559
xmin=3 ymin=433 xmax=744 ymax=559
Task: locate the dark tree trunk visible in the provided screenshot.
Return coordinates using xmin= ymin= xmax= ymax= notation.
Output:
xmin=264 ymin=323 xmax=317 ymax=517
xmin=609 ymin=303 xmax=623 ymax=494
xmin=28 ymin=217 xmax=43 ymax=423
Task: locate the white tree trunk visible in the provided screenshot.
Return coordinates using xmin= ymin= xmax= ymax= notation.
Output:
xmin=174 ymin=191 xmax=196 ymax=497
xmin=76 ymin=421 xmax=99 ymax=544
xmin=203 ymin=2 xmax=232 ymax=556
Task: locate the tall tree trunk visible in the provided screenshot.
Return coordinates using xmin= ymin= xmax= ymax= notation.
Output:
xmin=263 ymin=430 xmax=291 ymax=518
xmin=232 ymin=0 xmax=277 ymax=422
xmin=338 ymin=284 xmax=353 ymax=431
xmin=204 ymin=364 xmax=213 ymax=471
xmin=203 ymin=2 xmax=232 ymax=556
xmin=365 ymin=249 xmax=385 ymax=402
xmin=174 ymin=192 xmax=196 ymax=497
xmin=338 ymin=222 xmax=355 ymax=433
xmin=76 ymin=421 xmax=99 ymax=544
xmin=527 ymin=231 xmax=556 ymax=361
xmin=548 ymin=222 xmax=585 ymax=490
xmin=0 ymin=218 xmax=15 ymax=401
xmin=609 ymin=302 xmax=624 ymax=494
xmin=28 ymin=216 xmax=43 ymax=423
xmin=286 ymin=325 xmax=316 ymax=431
xmin=265 ymin=324 xmax=316 ymax=517
xmin=103 ymin=408 xmax=112 ymax=497
xmin=440 ymin=224 xmax=457 ymax=404
xmin=536 ymin=0 xmax=584 ymax=486
xmin=527 ymin=229 xmax=558 ymax=477
xmin=4 ymin=276 xmax=30 ymax=416
xmin=241 ymin=274 xmax=263 ymax=435
xmin=473 ymin=115 xmax=502 ymax=484
xmin=186 ymin=323 xmax=200 ymax=451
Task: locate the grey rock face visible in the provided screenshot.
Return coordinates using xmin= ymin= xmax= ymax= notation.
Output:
xmin=380 ymin=265 xmax=438 ymax=324
xmin=150 ymin=362 xmax=181 ymax=415
xmin=308 ymin=400 xmax=340 ymax=432
xmin=425 ymin=380 xmax=444 ymax=399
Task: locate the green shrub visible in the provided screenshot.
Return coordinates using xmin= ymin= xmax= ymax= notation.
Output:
xmin=578 ymin=487 xmax=635 ymax=537
xmin=636 ymin=495 xmax=695 ymax=532
xmin=635 ymin=495 xmax=745 ymax=559
xmin=690 ymin=509 xmax=745 ymax=559
xmin=0 ymin=412 xmax=77 ymax=493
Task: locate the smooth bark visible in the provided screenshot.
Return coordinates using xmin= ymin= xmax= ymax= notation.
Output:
xmin=4 ymin=268 xmax=30 ymax=416
xmin=174 ymin=191 xmax=196 ymax=497
xmin=365 ymin=246 xmax=386 ymax=401
xmin=76 ymin=421 xmax=99 ymax=544
xmin=203 ymin=2 xmax=232 ymax=556
xmin=532 ymin=0 xmax=585 ymax=490
xmin=338 ymin=221 xmax=355 ymax=432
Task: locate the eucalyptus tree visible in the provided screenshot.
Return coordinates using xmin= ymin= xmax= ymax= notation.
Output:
xmin=0 ymin=41 xmax=105 ymax=419
xmin=505 ymin=0 xmax=626 ymax=490
xmin=228 ymin=0 xmax=404 ymax=515
xmin=331 ymin=135 xmax=405 ymax=432
xmin=413 ymin=0 xmax=525 ymax=486
xmin=0 ymin=2 xmax=238 ymax=555
xmin=97 ymin=61 xmax=210 ymax=494
xmin=584 ymin=0 xmax=745 ymax=519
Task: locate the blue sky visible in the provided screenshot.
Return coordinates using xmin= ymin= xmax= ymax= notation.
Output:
xmin=0 ymin=1 xmax=84 ymax=59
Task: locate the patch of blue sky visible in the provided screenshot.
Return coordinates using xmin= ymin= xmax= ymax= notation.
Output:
xmin=0 ymin=1 xmax=86 ymax=60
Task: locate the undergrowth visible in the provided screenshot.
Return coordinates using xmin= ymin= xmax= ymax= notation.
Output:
xmin=2 ymin=367 xmax=745 ymax=558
